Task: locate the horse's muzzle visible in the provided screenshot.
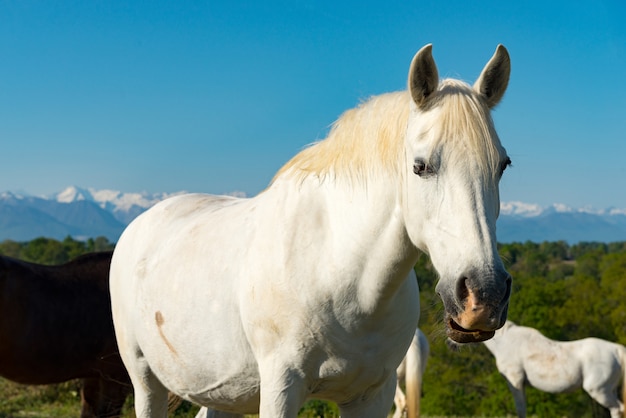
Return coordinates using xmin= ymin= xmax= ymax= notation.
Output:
xmin=439 ymin=272 xmax=511 ymax=343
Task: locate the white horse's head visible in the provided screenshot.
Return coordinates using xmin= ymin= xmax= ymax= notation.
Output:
xmin=403 ymin=45 xmax=512 ymax=343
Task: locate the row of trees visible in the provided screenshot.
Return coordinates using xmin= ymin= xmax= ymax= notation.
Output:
xmin=1 ymin=237 xmax=626 ymax=416
xmin=0 ymin=236 xmax=114 ymax=265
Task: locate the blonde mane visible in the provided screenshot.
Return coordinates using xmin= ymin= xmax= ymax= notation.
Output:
xmin=273 ymin=91 xmax=410 ymax=185
xmin=273 ymin=79 xmax=504 ymax=186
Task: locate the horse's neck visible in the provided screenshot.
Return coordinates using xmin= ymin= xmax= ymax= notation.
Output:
xmin=485 ymin=326 xmax=549 ymax=358
xmin=483 ymin=328 xmax=511 ymax=354
xmin=264 ymin=176 xmax=418 ymax=310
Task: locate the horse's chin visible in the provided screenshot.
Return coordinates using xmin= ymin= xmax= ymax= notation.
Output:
xmin=446 ymin=318 xmax=495 ymax=343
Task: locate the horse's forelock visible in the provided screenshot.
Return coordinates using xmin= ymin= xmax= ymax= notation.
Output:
xmin=428 ymin=79 xmax=505 ymax=183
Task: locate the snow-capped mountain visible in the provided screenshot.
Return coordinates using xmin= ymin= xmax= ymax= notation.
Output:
xmin=497 ymin=201 xmax=626 ymax=243
xmin=501 ymin=201 xmax=626 ymax=218
xmin=0 ymin=189 xmax=128 ymax=242
xmin=1 ymin=186 xmax=626 ymax=243
xmin=49 ymin=185 xmax=187 ymax=224
xmin=0 ymin=186 xmax=187 ymax=242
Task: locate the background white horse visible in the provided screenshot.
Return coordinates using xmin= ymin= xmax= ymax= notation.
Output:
xmin=393 ymin=328 xmax=429 ymax=418
xmin=110 ymin=44 xmax=512 ymax=418
xmin=483 ymin=320 xmax=626 ymax=418
xmin=194 ymin=328 xmax=429 ymax=418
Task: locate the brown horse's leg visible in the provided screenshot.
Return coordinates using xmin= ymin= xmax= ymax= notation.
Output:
xmin=97 ymin=377 xmax=133 ymax=418
xmin=80 ymin=377 xmax=132 ymax=418
xmin=80 ymin=378 xmax=101 ymax=418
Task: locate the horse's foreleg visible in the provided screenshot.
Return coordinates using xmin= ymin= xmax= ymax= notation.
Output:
xmin=80 ymin=377 xmax=100 ymax=418
xmin=96 ymin=376 xmax=133 ymax=418
xmin=503 ymin=377 xmax=526 ymax=418
xmin=339 ymin=375 xmax=397 ymax=418
xmin=257 ymin=362 xmax=307 ymax=418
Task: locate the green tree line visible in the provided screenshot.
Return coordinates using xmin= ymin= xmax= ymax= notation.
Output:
xmin=0 ymin=236 xmax=114 ymax=265
xmin=2 ymin=237 xmax=626 ymax=417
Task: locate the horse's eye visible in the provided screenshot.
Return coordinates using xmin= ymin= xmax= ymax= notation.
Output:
xmin=499 ymin=157 xmax=512 ymax=176
xmin=413 ymin=159 xmax=436 ymax=177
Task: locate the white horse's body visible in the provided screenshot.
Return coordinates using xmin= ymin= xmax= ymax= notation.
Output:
xmin=110 ymin=44 xmax=512 ymax=418
xmin=394 ymin=328 xmax=429 ymax=418
xmin=484 ymin=321 xmax=626 ymax=418
xmin=194 ymin=327 xmax=430 ymax=418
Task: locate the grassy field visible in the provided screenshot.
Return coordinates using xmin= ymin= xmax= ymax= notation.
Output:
xmin=0 ymin=378 xmax=350 ymax=418
xmin=0 ymin=377 xmax=528 ymax=418
xmin=0 ymin=377 xmax=201 ymax=418
xmin=0 ymin=379 xmax=91 ymax=418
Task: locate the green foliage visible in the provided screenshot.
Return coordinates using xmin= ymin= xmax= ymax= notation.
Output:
xmin=0 ymin=236 xmax=114 ymax=264
xmin=600 ymin=252 xmax=626 ymax=344
xmin=0 ymin=379 xmax=86 ymax=418
xmin=298 ymin=400 xmax=340 ymax=417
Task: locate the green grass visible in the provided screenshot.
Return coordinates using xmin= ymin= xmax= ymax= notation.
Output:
xmin=0 ymin=377 xmax=524 ymax=417
xmin=0 ymin=378 xmax=204 ymax=418
xmin=0 ymin=379 xmax=84 ymax=418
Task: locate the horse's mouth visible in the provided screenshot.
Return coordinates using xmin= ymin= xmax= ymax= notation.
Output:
xmin=446 ymin=318 xmax=495 ymax=343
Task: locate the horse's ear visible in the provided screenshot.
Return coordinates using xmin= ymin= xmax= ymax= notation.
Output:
xmin=408 ymin=44 xmax=439 ymax=108
xmin=474 ymin=44 xmax=511 ymax=108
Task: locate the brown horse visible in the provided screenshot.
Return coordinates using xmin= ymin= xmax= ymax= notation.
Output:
xmin=0 ymin=251 xmax=132 ymax=417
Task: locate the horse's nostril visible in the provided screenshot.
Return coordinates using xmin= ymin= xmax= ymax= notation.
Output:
xmin=502 ymin=275 xmax=512 ymax=304
xmin=456 ymin=276 xmax=470 ymax=304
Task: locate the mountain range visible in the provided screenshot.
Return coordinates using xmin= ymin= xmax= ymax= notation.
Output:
xmin=1 ymin=186 xmax=626 ymax=244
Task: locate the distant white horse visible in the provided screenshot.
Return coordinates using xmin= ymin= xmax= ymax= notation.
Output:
xmin=483 ymin=321 xmax=626 ymax=418
xmin=194 ymin=328 xmax=430 ymax=418
xmin=110 ymin=44 xmax=513 ymax=418
xmin=394 ymin=328 xmax=429 ymax=418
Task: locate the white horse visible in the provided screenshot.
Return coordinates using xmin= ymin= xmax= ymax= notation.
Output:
xmin=110 ymin=44 xmax=513 ymax=418
xmin=393 ymin=328 xmax=429 ymax=418
xmin=193 ymin=328 xmax=429 ymax=418
xmin=483 ymin=320 xmax=626 ymax=418
xmin=193 ymin=327 xmax=429 ymax=418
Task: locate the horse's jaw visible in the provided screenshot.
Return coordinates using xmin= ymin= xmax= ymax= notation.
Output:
xmin=445 ymin=317 xmax=496 ymax=343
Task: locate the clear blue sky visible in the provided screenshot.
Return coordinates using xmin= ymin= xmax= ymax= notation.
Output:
xmin=1 ymin=1 xmax=625 ymax=209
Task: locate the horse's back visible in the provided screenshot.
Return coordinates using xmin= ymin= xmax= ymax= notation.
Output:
xmin=116 ymin=193 xmax=244 ymax=244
